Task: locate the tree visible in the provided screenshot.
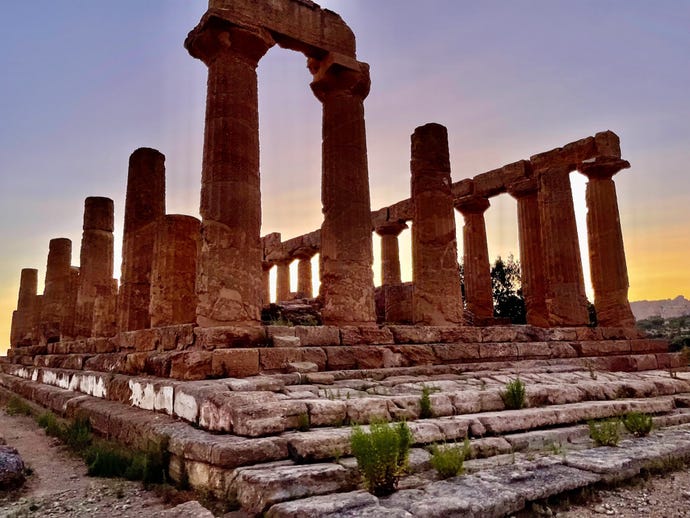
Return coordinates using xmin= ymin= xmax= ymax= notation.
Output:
xmin=491 ymin=255 xmax=526 ymax=324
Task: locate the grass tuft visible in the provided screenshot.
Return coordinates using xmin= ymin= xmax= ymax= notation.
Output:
xmin=500 ymin=378 xmax=526 ymax=410
xmin=589 ymin=418 xmax=621 ymax=446
xmin=350 ymin=420 xmax=412 ymax=496
xmin=429 ymin=439 xmax=471 ymax=479
xmin=6 ymin=396 xmax=33 ymax=416
xmin=622 ymin=412 xmax=653 ymax=437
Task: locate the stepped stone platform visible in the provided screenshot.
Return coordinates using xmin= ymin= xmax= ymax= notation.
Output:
xmin=2 ymin=340 xmax=690 ymax=516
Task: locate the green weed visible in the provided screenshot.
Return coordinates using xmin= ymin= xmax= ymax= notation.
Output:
xmin=588 ymin=418 xmax=621 ymax=446
xmin=501 ymin=378 xmax=526 ymax=410
xmin=6 ymin=396 xmax=33 ymax=416
xmin=622 ymin=412 xmax=653 ymax=437
xmin=429 ymin=439 xmax=471 ymax=479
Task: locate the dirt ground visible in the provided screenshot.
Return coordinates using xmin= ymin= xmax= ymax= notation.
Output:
xmin=2 ymin=408 xmax=690 ymax=517
xmin=0 ymin=409 xmax=204 ymax=517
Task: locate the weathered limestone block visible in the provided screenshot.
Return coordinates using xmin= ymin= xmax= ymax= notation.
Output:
xmin=39 ymin=238 xmax=72 ymax=344
xmin=339 ymin=326 xmax=394 ymax=345
xmin=186 ymin=21 xmax=274 ymax=327
xmin=169 ymin=351 xmax=213 ymax=381
xmin=91 ymin=279 xmax=117 ymax=338
xmin=194 ymin=326 xmax=267 ymax=349
xmin=310 ymin=54 xmax=376 ymax=325
xmin=294 ymin=326 xmax=340 ymax=346
xmin=211 ymin=349 xmax=260 ymax=378
xmin=118 ymin=147 xmax=166 ymax=332
xmin=150 ymin=215 xmax=200 ymax=327
xmin=410 ymin=123 xmax=463 ymax=325
xmin=75 ymin=197 xmax=114 ymax=338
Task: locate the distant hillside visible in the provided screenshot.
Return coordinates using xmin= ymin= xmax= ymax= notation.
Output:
xmin=631 ymin=295 xmax=690 ymax=321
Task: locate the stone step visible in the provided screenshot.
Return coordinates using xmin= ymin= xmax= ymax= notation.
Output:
xmin=265 ymin=424 xmax=690 ymax=517
xmin=4 ymin=363 xmax=690 ymax=438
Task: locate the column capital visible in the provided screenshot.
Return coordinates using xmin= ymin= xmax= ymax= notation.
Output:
xmin=293 ymin=246 xmax=318 ymax=260
xmin=455 ymin=195 xmax=490 ymax=215
xmin=375 ymin=221 xmax=408 ymax=237
xmin=309 ymin=52 xmax=371 ymax=102
xmin=506 ymin=178 xmax=538 ymax=199
xmin=185 ymin=16 xmax=274 ymax=66
xmin=578 ymin=156 xmax=630 ymax=180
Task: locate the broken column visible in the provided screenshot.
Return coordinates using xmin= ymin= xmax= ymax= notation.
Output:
xmin=310 ymin=55 xmax=376 ymax=324
xmin=10 ymin=268 xmax=38 ymax=347
xmin=579 ymin=156 xmax=635 ymax=327
xmin=76 ymin=197 xmax=114 ymax=338
xmin=276 ymin=261 xmax=291 ymax=302
xmin=507 ymin=179 xmax=549 ymax=327
xmin=534 ymin=161 xmax=589 ymax=326
xmin=186 ymin=18 xmax=274 ymax=327
xmin=455 ymin=194 xmax=494 ymax=322
xmin=39 ymin=238 xmax=72 ymax=343
xmin=410 ymin=123 xmax=463 ymax=325
xmin=149 ymin=215 xmax=201 ymax=327
xmin=118 ymin=148 xmax=166 ymax=332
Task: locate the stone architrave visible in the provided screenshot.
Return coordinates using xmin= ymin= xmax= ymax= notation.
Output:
xmin=150 ymin=215 xmax=201 ymax=328
xmin=186 ymin=18 xmax=274 ymax=327
xmin=276 ymin=261 xmax=291 ymax=302
xmin=455 ymin=195 xmax=494 ymax=322
xmin=375 ymin=221 xmax=407 ymax=286
xmin=507 ymin=179 xmax=549 ymax=327
xmin=39 ymin=238 xmax=72 ymax=344
xmin=310 ymin=54 xmax=376 ymax=325
xmin=76 ymin=197 xmax=114 ymax=338
xmin=579 ymin=156 xmax=635 ymax=327
xmin=118 ymin=148 xmax=166 ymax=332
xmin=410 ymin=123 xmax=463 ymax=325
xmin=10 ymin=268 xmax=38 ymax=347
xmin=537 ymin=165 xmax=589 ymax=326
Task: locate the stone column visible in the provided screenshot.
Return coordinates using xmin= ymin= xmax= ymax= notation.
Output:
xmin=276 ymin=261 xmax=291 ymax=302
xmin=261 ymin=263 xmax=272 ymax=306
xmin=296 ymin=256 xmax=314 ymax=298
xmin=507 ymin=179 xmax=549 ymax=327
xmin=10 ymin=268 xmax=38 ymax=347
xmin=118 ymin=148 xmax=166 ymax=331
xmin=76 ymin=197 xmax=114 ymax=338
xmin=150 ymin=215 xmax=201 ymax=328
xmin=310 ymin=54 xmax=376 ymax=324
xmin=186 ymin=19 xmax=274 ymax=327
xmin=62 ymin=267 xmax=80 ymax=341
xmin=410 ymin=123 xmax=464 ymax=325
xmin=92 ymin=279 xmax=118 ymax=338
xmin=579 ymin=157 xmax=635 ymax=327
xmin=39 ymin=238 xmax=72 ymax=344
xmin=375 ymin=222 xmax=408 ymax=286
xmin=455 ymin=196 xmax=494 ymax=322
xmin=537 ymin=165 xmax=589 ymax=326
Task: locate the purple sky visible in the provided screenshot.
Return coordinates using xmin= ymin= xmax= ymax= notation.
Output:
xmin=1 ymin=1 xmax=689 ymax=353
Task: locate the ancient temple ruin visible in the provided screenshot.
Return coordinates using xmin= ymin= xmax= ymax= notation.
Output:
xmin=2 ymin=1 xmax=686 ymax=515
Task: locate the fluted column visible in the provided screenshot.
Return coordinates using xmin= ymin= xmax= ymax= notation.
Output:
xmin=76 ymin=197 xmax=114 ymax=338
xmin=296 ymin=255 xmax=314 ymax=298
xmin=410 ymin=123 xmax=463 ymax=325
xmin=310 ymin=54 xmax=376 ymax=324
xmin=537 ymin=165 xmax=589 ymax=326
xmin=507 ymin=179 xmax=549 ymax=327
xmin=375 ymin=222 xmax=408 ymax=286
xmin=578 ymin=157 xmax=635 ymax=327
xmin=10 ymin=268 xmax=38 ymax=347
xmin=455 ymin=196 xmax=493 ymax=321
xmin=39 ymin=238 xmax=72 ymax=344
xmin=118 ymin=148 xmax=166 ymax=332
xmin=149 ymin=215 xmax=201 ymax=327
xmin=261 ymin=263 xmax=272 ymax=306
xmin=276 ymin=261 xmax=291 ymax=302
xmin=186 ymin=18 xmax=274 ymax=327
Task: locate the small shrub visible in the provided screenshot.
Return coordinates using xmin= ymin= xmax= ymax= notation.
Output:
xmin=6 ymin=396 xmax=33 ymax=416
xmin=296 ymin=412 xmax=311 ymax=432
xmin=350 ymin=421 xmax=412 ymax=495
xmin=622 ymin=412 xmax=653 ymax=437
xmin=419 ymin=385 xmax=437 ymax=419
xmin=589 ymin=418 xmax=621 ymax=446
xmin=63 ymin=415 xmax=93 ymax=450
xmin=430 ymin=439 xmax=470 ymax=479
xmin=501 ymin=378 xmax=526 ymax=410
xmin=37 ymin=411 xmax=64 ymax=438
xmin=85 ymin=441 xmax=133 ymax=478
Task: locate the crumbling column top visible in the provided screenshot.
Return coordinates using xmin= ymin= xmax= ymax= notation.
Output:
xmin=375 ymin=221 xmax=408 ymax=237
xmin=455 ymin=194 xmax=490 ymax=215
xmin=578 ymin=156 xmax=631 ymax=180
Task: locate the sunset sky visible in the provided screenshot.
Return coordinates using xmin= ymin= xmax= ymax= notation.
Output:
xmin=1 ymin=1 xmax=689 ymax=354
